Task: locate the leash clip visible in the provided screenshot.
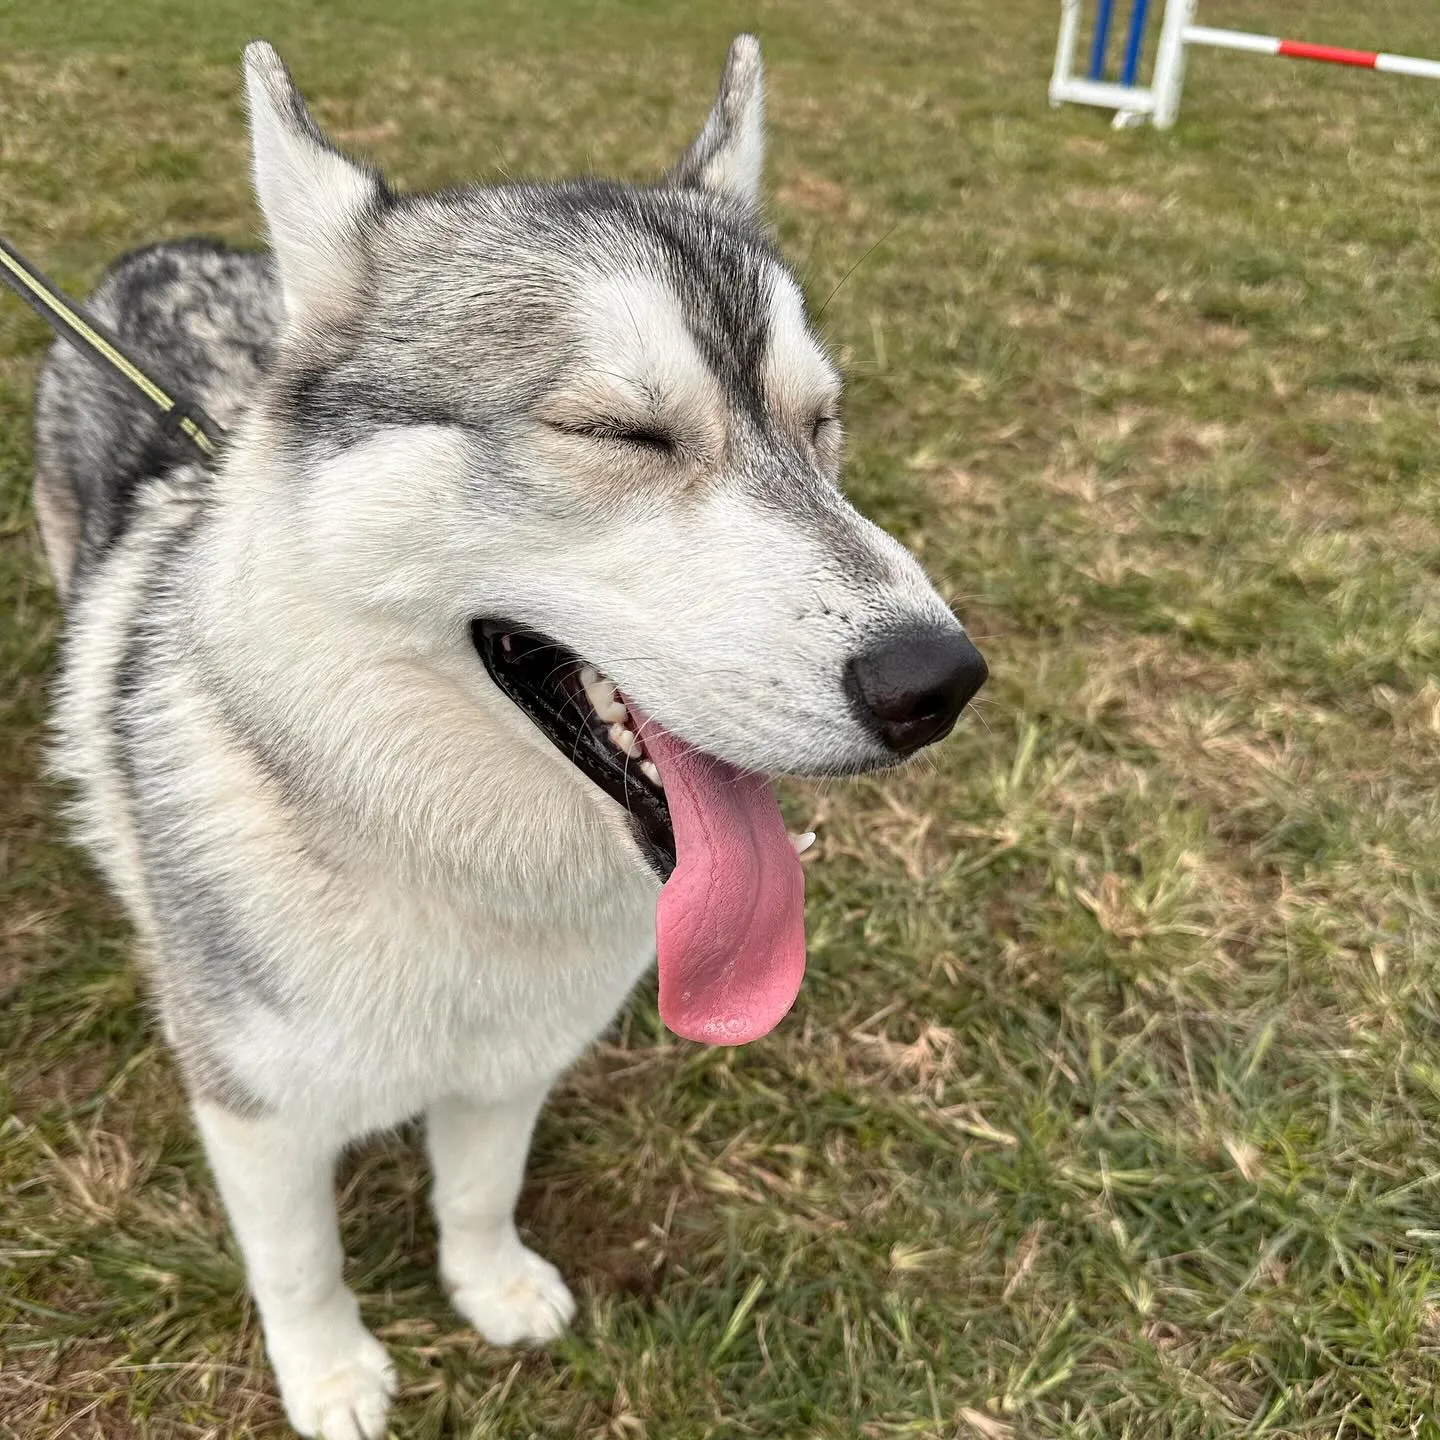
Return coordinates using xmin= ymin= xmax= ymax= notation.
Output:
xmin=0 ymin=233 xmax=226 ymax=466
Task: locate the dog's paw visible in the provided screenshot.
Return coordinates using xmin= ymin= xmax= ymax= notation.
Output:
xmin=449 ymin=1244 xmax=577 ymax=1346
xmin=271 ymin=1318 xmax=396 ymax=1440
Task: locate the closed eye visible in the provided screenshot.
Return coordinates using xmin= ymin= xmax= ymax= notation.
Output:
xmin=811 ymin=413 xmax=839 ymax=444
xmin=555 ymin=420 xmax=675 ymax=454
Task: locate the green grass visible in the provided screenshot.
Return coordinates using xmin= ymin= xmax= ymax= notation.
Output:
xmin=3 ymin=0 xmax=1440 ymax=1435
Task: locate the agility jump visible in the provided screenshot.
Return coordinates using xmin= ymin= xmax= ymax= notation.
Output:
xmin=1051 ymin=0 xmax=1440 ymax=129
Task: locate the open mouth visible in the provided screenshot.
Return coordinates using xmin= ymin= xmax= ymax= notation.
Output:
xmin=471 ymin=620 xmax=676 ymax=879
xmin=469 ymin=616 xmax=807 ymax=1047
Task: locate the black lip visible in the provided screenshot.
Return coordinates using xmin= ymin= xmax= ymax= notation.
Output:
xmin=470 ymin=619 xmax=676 ymax=880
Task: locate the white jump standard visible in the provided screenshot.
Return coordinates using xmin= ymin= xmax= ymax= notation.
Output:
xmin=1051 ymin=0 xmax=1440 ymax=129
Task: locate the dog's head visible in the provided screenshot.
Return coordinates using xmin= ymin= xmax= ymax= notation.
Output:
xmin=241 ymin=39 xmax=986 ymax=1038
xmin=243 ymin=38 xmax=985 ymax=778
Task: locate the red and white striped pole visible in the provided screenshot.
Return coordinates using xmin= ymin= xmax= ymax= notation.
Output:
xmin=1149 ymin=0 xmax=1440 ymax=128
xmin=1186 ymin=25 xmax=1440 ymax=82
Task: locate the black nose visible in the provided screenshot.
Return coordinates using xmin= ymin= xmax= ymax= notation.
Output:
xmin=845 ymin=624 xmax=988 ymax=755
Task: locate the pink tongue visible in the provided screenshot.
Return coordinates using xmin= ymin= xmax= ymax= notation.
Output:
xmin=634 ymin=712 xmax=806 ymax=1045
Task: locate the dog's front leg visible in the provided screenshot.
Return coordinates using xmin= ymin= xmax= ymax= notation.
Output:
xmin=426 ymin=1086 xmax=577 ymax=1345
xmin=194 ymin=1101 xmax=396 ymax=1440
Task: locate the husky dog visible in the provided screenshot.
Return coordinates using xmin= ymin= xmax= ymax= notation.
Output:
xmin=33 ymin=35 xmax=987 ymax=1439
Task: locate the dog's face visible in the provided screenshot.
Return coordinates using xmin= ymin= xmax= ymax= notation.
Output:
xmin=243 ymin=40 xmax=985 ymax=850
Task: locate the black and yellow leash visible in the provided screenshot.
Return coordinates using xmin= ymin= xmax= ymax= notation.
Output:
xmin=0 ymin=233 xmax=224 ymax=465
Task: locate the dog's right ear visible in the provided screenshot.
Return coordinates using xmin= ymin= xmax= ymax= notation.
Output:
xmin=666 ymin=35 xmax=766 ymax=210
xmin=243 ymin=42 xmax=386 ymax=329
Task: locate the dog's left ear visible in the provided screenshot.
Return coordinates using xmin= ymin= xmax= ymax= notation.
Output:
xmin=666 ymin=35 xmax=765 ymax=210
xmin=243 ymin=41 xmax=388 ymax=330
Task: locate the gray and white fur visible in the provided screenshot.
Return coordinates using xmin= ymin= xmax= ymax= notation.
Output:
xmin=34 ymin=37 xmax=981 ymax=1439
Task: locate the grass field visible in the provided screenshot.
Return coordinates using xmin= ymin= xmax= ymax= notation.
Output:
xmin=3 ymin=1 xmax=1440 ymax=1435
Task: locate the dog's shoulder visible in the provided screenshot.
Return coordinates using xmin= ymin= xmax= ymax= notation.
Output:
xmin=34 ymin=239 xmax=281 ymax=585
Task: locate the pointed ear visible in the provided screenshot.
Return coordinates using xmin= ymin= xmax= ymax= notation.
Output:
xmin=243 ymin=41 xmax=387 ymax=328
xmin=667 ymin=35 xmax=765 ymax=209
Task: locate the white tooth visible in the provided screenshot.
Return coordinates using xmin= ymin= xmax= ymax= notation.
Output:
xmin=609 ymin=723 xmax=642 ymax=758
xmin=500 ymin=633 xmax=513 ymax=653
xmin=585 ymin=677 xmax=627 ymax=723
xmin=640 ymin=760 xmax=662 ymax=787
xmin=578 ymin=665 xmax=600 ymax=688
xmin=790 ymin=831 xmax=817 ymax=855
